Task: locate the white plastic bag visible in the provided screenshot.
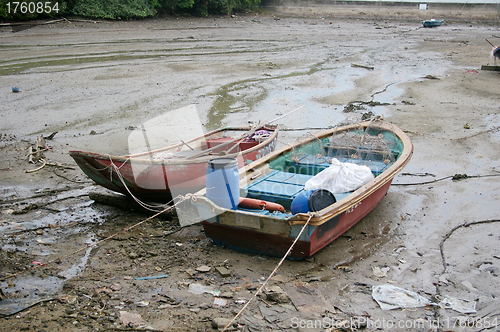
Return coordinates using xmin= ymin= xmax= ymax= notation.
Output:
xmin=304 ymin=158 xmax=374 ymax=193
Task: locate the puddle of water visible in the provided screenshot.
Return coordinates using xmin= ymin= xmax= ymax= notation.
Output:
xmin=0 ymin=203 xmax=104 ymax=235
xmin=58 ymin=235 xmax=95 ymax=280
xmin=0 ymin=236 xmax=95 ymax=298
xmin=0 ymin=275 xmax=62 ymax=297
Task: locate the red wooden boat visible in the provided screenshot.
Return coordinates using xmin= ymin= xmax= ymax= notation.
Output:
xmin=192 ymin=120 xmax=412 ymax=259
xmin=70 ymin=125 xmax=278 ymax=202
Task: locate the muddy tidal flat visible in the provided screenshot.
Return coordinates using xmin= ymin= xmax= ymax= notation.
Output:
xmin=1 ymin=8 xmax=500 ymax=331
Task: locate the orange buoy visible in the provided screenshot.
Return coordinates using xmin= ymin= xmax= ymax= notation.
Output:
xmin=238 ymin=197 xmax=285 ymax=213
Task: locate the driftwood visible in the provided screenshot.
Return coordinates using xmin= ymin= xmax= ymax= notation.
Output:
xmin=351 ymin=63 xmax=374 ymax=70
xmin=88 ymin=191 xmax=176 ymax=219
xmin=26 ymin=159 xmax=47 ymax=173
xmin=481 ymin=65 xmax=500 ymax=71
xmin=24 ymin=133 xmax=72 ymax=173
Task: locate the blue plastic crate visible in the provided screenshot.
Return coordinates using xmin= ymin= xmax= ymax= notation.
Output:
xmin=244 ymin=170 xmax=313 ymax=209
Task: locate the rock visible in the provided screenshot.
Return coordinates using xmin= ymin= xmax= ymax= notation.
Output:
xmin=110 ymin=283 xmax=123 ymax=291
xmin=270 ymin=274 xmax=285 ymax=283
xmin=119 ymin=311 xmax=144 ymax=327
xmin=199 ymin=303 xmax=211 ymax=310
xmin=185 ymin=268 xmax=197 ymax=277
xmin=196 ymin=265 xmax=211 ymax=273
xmin=372 ymin=266 xmax=388 ymax=278
xmin=220 ymin=291 xmax=233 ymax=298
xmin=215 ymin=266 xmax=230 ymax=277
xmin=265 ymin=285 xmax=290 ymax=304
xmin=128 ymin=252 xmax=139 ymax=259
xmin=212 ymin=317 xmax=233 ymax=329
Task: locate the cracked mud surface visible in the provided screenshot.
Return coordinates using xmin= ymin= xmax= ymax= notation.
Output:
xmin=1 ymin=7 xmax=500 ymax=331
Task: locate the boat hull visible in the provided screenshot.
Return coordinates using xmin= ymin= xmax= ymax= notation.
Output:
xmin=422 ymin=20 xmax=443 ymax=28
xmin=193 ymin=120 xmax=413 ymax=259
xmin=70 ymin=126 xmax=278 ymax=202
xmin=202 ymin=180 xmax=392 ymax=259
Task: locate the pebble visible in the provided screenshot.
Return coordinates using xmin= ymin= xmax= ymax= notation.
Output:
xmin=215 ymin=266 xmax=231 ymax=277
xmin=212 ymin=317 xmax=232 ymax=329
xmin=196 ymin=265 xmax=211 ymax=273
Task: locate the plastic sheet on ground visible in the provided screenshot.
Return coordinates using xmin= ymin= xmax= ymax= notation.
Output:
xmin=281 ymin=283 xmax=337 ymax=314
xmin=0 ymin=295 xmax=55 ymax=317
xmin=372 ymin=284 xmax=436 ymax=310
xmin=188 ymin=283 xmax=218 ymax=296
xmin=438 ymin=295 xmax=477 ymax=314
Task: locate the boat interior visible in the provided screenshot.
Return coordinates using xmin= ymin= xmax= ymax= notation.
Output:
xmin=237 ymin=127 xmax=404 ymax=219
xmin=149 ymin=128 xmax=274 ymax=160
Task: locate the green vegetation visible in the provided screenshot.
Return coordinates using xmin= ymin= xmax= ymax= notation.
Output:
xmin=0 ymin=0 xmax=261 ymax=21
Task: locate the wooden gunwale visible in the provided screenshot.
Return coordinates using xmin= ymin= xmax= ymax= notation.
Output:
xmin=74 ymin=125 xmax=278 ymax=166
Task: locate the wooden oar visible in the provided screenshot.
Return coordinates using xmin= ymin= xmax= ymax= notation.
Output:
xmin=186 ymin=119 xmax=269 ymax=159
xmin=213 ymin=106 xmax=306 ymax=156
xmin=185 ymin=106 xmax=305 ymax=159
xmin=486 ymin=39 xmax=495 ymax=47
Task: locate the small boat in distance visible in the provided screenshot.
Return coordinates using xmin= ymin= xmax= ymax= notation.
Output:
xmin=422 ymin=19 xmax=444 ymax=28
xmin=486 ymin=39 xmax=500 ymax=61
xmin=494 ymin=46 xmax=500 ymax=60
xmin=70 ymin=125 xmax=278 ymax=202
xmin=192 ymin=120 xmax=413 ymax=259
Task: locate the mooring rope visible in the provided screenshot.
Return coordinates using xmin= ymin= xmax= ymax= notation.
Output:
xmin=107 ymin=158 xmax=173 ymax=213
xmin=393 ymin=173 xmax=500 ymax=186
xmin=222 ymin=213 xmax=314 ymax=332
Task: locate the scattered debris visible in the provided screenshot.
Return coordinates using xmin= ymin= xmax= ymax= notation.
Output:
xmin=372 ymin=266 xmax=389 ymax=278
xmin=452 ymin=173 xmax=469 ymax=180
xmin=438 ymin=295 xmax=476 ymax=314
xmin=196 ymin=265 xmax=211 ymax=273
xmin=134 ymin=274 xmax=169 ymax=280
xmin=264 ymin=285 xmax=290 ymax=304
xmin=351 ymin=63 xmax=374 ymax=70
xmin=119 ymin=311 xmax=145 ymax=328
xmin=361 ymin=111 xmax=374 ymax=120
xmin=343 ymin=100 xmax=390 ymax=113
xmin=281 ymin=283 xmax=337 ymax=314
xmin=212 ymin=317 xmax=233 ymax=329
xmin=402 ymin=100 xmax=415 ymax=105
xmin=423 ymin=74 xmax=440 ymax=80
xmin=0 ymin=295 xmax=55 ymax=317
xmin=372 ymin=284 xmax=436 ymax=310
xmin=343 ymin=102 xmax=366 ymax=113
xmin=110 ymin=284 xmax=123 ymax=291
xmin=188 ymin=283 xmax=217 ymax=296
xmin=24 ymin=134 xmax=72 ymax=173
xmin=215 ymin=266 xmax=231 ymax=277
xmin=270 ymin=275 xmax=286 ymax=283
xmin=213 ymin=297 xmax=227 ymax=307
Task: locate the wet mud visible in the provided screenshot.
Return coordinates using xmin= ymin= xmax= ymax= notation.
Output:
xmin=1 ymin=8 xmax=500 ymax=331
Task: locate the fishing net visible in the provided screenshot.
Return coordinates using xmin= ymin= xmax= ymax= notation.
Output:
xmin=288 ymin=133 xmax=329 ymax=163
xmin=328 ymin=121 xmax=397 ymax=167
xmin=279 ymin=120 xmax=400 ymax=177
